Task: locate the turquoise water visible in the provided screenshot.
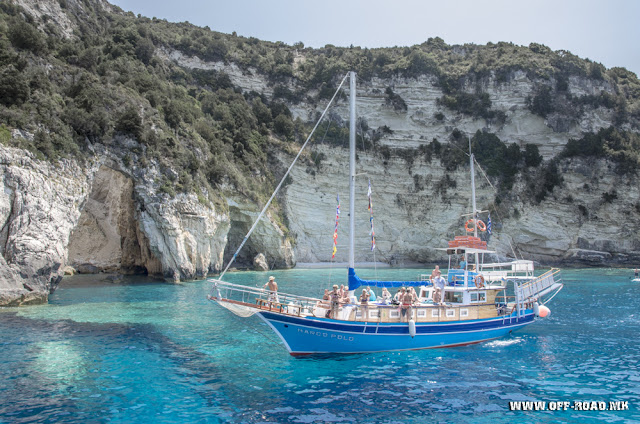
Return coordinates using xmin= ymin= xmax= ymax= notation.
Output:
xmin=1 ymin=268 xmax=638 ymax=423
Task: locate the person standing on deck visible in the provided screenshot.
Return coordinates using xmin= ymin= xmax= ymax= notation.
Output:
xmin=366 ymin=286 xmax=377 ymax=302
xmin=433 ymin=271 xmax=446 ymax=305
xmin=263 ymin=276 xmax=279 ymax=305
xmin=459 ymin=256 xmax=467 ymax=270
xmin=430 ymin=265 xmax=440 ymax=282
xmin=359 ymin=289 xmax=370 ymax=320
xmin=329 ymin=285 xmax=341 ymax=319
xmin=401 ymin=288 xmax=413 ymax=322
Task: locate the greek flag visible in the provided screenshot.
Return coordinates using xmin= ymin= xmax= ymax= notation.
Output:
xmin=487 ymin=213 xmax=492 ymax=235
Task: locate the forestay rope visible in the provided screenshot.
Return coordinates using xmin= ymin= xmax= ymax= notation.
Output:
xmin=217 ymin=72 xmax=350 ymax=281
xmin=473 ymin=157 xmax=522 ymax=260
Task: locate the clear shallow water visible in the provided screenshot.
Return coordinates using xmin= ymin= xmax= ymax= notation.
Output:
xmin=1 ymin=268 xmax=639 ymax=423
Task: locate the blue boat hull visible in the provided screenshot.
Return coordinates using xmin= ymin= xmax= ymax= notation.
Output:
xmin=258 ymin=310 xmax=535 ymax=355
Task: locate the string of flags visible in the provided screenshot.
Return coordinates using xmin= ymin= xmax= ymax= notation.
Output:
xmin=331 ymin=180 xmax=376 ymax=258
xmin=332 ymin=194 xmax=340 ymax=259
xmin=368 ymin=179 xmax=376 ymax=251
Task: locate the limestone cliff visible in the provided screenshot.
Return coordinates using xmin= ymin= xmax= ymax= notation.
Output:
xmin=1 ymin=0 xmax=639 ymax=308
xmin=164 ymin=52 xmax=639 ymax=267
xmin=0 ymin=139 xmax=294 ymax=306
xmin=0 ymin=145 xmax=95 ymax=306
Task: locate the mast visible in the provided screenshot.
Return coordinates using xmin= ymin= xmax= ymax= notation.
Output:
xmin=469 ymin=136 xmax=480 ymax=271
xmin=348 ymin=71 xmax=356 ymax=270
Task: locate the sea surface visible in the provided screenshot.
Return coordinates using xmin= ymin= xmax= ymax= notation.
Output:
xmin=0 ymin=268 xmax=638 ymax=423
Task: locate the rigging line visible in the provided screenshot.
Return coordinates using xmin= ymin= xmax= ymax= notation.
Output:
xmin=218 ymin=72 xmax=350 ymax=281
xmin=472 ymin=158 xmax=521 ymax=260
xmin=451 ymin=139 xmax=472 ymax=158
xmin=221 ymin=305 xmax=287 ymax=351
xmin=473 ymin=158 xmax=496 ymax=191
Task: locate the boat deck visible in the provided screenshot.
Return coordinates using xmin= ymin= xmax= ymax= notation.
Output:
xmin=209 ymin=280 xmax=520 ymax=324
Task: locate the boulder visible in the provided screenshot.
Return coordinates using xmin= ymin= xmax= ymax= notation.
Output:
xmin=253 ymin=253 xmax=268 ymax=271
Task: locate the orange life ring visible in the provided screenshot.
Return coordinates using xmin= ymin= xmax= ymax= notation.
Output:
xmin=464 ymin=219 xmax=487 ymax=232
xmin=474 ymin=275 xmax=485 ymax=288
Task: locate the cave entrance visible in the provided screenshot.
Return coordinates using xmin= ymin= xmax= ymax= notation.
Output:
xmin=67 ymin=165 xmax=158 ymax=275
xmin=223 ymin=205 xmax=269 ymax=270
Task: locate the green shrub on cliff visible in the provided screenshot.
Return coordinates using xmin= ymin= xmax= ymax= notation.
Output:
xmin=0 ymin=0 xmax=638 ymax=220
xmin=561 ymin=126 xmax=640 ymax=175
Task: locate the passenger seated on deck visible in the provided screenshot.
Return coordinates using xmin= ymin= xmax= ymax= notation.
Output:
xmin=338 ymin=284 xmax=346 ymax=299
xmin=409 ymin=287 xmax=418 ymax=304
xmin=366 ymin=286 xmax=377 ymax=302
xmin=381 ymin=287 xmax=391 ymax=305
xmin=317 ymin=289 xmax=330 ymax=308
xmin=393 ymin=288 xmax=403 ymax=304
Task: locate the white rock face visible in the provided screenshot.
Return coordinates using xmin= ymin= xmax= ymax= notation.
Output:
xmin=159 ymin=49 xmax=636 ymax=267
xmin=224 ymin=197 xmax=295 ymax=269
xmin=281 ymin=145 xmax=640 ymax=267
xmin=282 ymin=145 xmax=492 ymax=265
xmin=68 ymin=165 xmax=138 ymax=272
xmin=156 ymin=48 xmax=273 ymax=96
xmin=0 ymin=145 xmax=96 ymax=306
xmin=135 ymin=188 xmax=229 ymax=282
xmin=0 ymin=135 xmax=298 ymax=305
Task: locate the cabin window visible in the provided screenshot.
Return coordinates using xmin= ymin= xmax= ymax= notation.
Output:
xmin=460 ymin=309 xmax=469 ymax=317
xmin=470 ymin=291 xmax=487 ymax=303
xmin=369 ymin=310 xmax=379 ymax=319
xmin=389 ymin=310 xmax=400 ymax=318
xmin=355 ymin=310 xmax=362 ymax=319
xmin=417 ymin=309 xmax=427 ymax=318
xmin=445 ymin=291 xmax=463 ymax=303
xmin=431 ymin=309 xmax=440 ymax=317
xmin=445 ymin=309 xmax=455 ymax=318
xmin=419 ymin=289 xmax=430 ymax=299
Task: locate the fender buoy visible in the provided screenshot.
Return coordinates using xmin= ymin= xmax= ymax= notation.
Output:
xmin=538 ymin=304 xmax=550 ymax=318
xmin=533 ymin=302 xmax=540 ymax=316
xmin=465 ymin=219 xmax=487 ymax=232
xmin=408 ymin=319 xmax=416 ymax=338
xmin=474 ymin=274 xmax=485 ymax=288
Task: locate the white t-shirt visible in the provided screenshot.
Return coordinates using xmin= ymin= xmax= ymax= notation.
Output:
xmin=433 ymin=276 xmax=446 ymax=291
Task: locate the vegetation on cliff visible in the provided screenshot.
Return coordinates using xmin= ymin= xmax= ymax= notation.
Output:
xmin=1 ymin=0 xmax=639 ymax=224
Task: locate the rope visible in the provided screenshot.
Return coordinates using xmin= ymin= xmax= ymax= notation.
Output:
xmin=541 ymin=284 xmax=563 ymax=305
xmin=472 ymin=158 xmax=521 ymax=260
xmin=220 ymin=303 xmax=287 ymax=351
xmin=218 ymin=72 xmax=350 ymax=281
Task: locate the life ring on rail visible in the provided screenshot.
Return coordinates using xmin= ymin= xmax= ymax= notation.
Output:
xmin=464 ymin=219 xmax=487 ymax=232
xmin=474 ymin=275 xmax=485 ymax=288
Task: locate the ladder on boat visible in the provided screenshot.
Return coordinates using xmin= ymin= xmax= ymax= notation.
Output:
xmin=513 ymin=268 xmax=562 ymax=317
